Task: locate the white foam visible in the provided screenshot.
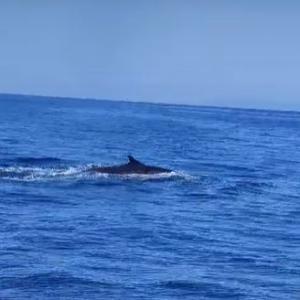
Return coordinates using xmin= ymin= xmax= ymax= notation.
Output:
xmin=0 ymin=165 xmax=86 ymax=182
xmin=91 ymin=170 xmax=193 ymax=181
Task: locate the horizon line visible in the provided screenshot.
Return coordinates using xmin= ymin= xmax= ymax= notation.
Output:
xmin=0 ymin=92 xmax=299 ymax=114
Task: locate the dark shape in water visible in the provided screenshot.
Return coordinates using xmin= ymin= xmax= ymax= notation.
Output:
xmin=90 ymin=155 xmax=172 ymax=175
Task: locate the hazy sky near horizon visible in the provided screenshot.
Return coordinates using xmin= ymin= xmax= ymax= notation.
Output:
xmin=0 ymin=0 xmax=300 ymax=110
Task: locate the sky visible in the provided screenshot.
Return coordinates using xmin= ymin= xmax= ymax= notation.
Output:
xmin=0 ymin=0 xmax=299 ymax=110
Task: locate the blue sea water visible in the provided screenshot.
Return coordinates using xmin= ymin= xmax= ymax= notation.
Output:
xmin=0 ymin=94 xmax=299 ymax=299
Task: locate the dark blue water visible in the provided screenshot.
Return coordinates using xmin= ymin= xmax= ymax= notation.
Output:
xmin=0 ymin=95 xmax=299 ymax=299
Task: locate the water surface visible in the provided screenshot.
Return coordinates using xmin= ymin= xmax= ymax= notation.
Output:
xmin=0 ymin=95 xmax=299 ymax=299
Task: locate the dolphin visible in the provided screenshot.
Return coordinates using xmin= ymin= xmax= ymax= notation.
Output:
xmin=90 ymin=155 xmax=172 ymax=175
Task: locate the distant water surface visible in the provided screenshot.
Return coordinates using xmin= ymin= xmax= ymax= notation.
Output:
xmin=0 ymin=95 xmax=299 ymax=299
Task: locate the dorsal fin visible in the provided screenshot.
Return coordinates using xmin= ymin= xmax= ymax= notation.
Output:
xmin=128 ymin=155 xmax=142 ymax=165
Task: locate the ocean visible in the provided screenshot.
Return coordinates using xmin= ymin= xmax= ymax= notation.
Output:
xmin=0 ymin=94 xmax=299 ymax=299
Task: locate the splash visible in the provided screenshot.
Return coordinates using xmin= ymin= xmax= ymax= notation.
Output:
xmin=0 ymin=165 xmax=87 ymax=182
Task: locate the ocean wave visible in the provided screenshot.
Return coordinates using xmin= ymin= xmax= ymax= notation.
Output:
xmin=0 ymin=271 xmax=115 ymax=290
xmin=157 ymin=280 xmax=243 ymax=297
xmin=14 ymin=156 xmax=66 ymax=164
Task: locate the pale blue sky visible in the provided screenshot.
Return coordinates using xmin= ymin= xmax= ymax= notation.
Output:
xmin=0 ymin=0 xmax=299 ymax=110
